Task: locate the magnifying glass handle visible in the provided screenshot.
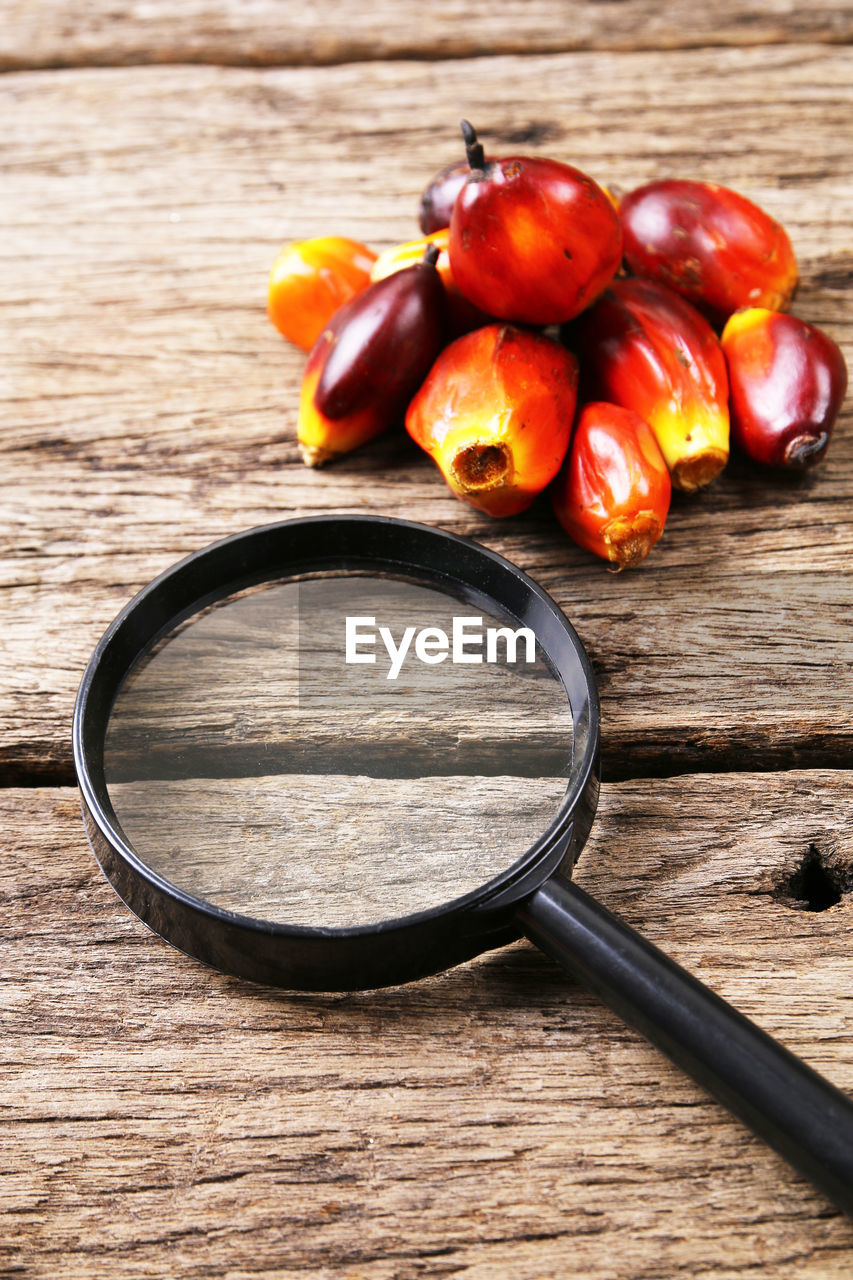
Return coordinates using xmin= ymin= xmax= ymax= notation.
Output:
xmin=517 ymin=876 xmax=853 ymax=1216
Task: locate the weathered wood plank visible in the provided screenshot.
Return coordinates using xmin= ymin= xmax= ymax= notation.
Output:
xmin=1 ymin=0 xmax=851 ymax=70
xmin=2 ymin=772 xmax=852 ymax=1276
xmin=1 ymin=49 xmax=852 ymax=781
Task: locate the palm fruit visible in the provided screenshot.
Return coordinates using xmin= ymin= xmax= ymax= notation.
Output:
xmin=619 ymin=180 xmax=797 ymax=325
xmin=721 ymin=308 xmax=847 ymax=467
xmin=405 ymin=324 xmax=578 ymax=517
xmin=268 ymin=236 xmax=376 ymax=351
xmin=447 ymin=121 xmax=622 ymax=326
xmin=552 ymin=402 xmax=671 ymax=568
xmin=297 ymin=246 xmax=446 ymax=466
xmin=571 ymin=278 xmax=730 ymax=491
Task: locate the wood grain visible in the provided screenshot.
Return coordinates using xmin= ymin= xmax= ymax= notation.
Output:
xmin=5 ymin=8 xmax=853 ymax=1275
xmin=1 ymin=47 xmax=851 ymax=782
xmin=3 ymin=772 xmax=852 ymax=1277
xmin=1 ymin=0 xmax=851 ymax=70
xmin=107 ymin=773 xmax=570 ymax=926
xmin=101 ymin=572 xmax=573 ymax=782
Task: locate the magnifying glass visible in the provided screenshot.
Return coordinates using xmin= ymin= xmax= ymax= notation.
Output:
xmin=74 ymin=515 xmax=853 ymax=1215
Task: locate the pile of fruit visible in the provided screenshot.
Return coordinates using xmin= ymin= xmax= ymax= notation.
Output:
xmin=267 ymin=122 xmax=847 ymax=568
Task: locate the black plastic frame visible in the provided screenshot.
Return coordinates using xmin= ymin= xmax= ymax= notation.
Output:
xmin=74 ymin=515 xmax=599 ymax=990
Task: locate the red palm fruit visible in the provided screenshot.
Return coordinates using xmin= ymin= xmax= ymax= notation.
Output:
xmin=721 ymin=308 xmax=847 ymax=468
xmin=405 ymin=324 xmax=578 ymax=517
xmin=298 ymin=247 xmax=446 ymax=466
xmin=552 ymin=402 xmax=671 ymax=569
xmin=370 ymin=229 xmax=491 ymax=336
xmin=620 ymin=180 xmax=797 ymax=325
xmin=267 ymin=236 xmax=377 ymax=351
xmin=448 ymin=121 xmax=622 ymax=325
xmin=572 ymin=278 xmax=729 ymax=492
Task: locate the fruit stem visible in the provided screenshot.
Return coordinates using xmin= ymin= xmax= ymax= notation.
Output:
xmin=460 ymin=120 xmax=486 ymax=172
xmin=422 ymin=242 xmax=441 ymax=268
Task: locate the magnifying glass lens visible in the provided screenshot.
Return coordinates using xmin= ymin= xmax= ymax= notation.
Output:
xmin=104 ymin=572 xmax=574 ymax=929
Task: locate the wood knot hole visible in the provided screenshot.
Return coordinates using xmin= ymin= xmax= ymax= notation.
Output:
xmin=775 ymin=844 xmax=852 ymax=913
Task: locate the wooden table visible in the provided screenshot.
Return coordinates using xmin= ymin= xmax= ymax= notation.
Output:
xmin=2 ymin=4 xmax=852 ymax=1276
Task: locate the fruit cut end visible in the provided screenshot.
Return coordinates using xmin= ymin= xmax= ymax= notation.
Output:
xmin=601 ymin=512 xmax=664 ymax=569
xmin=670 ymin=447 xmax=728 ymax=492
xmin=299 ymin=442 xmax=338 ymax=468
xmin=783 ymin=432 xmax=829 ymax=469
xmin=450 ymin=442 xmax=513 ymax=492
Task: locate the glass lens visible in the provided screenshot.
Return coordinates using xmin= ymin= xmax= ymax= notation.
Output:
xmin=104 ymin=571 xmax=573 ymax=928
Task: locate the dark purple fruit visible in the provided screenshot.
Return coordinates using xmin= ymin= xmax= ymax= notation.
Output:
xmin=419 ymin=158 xmax=476 ymax=234
xmin=298 ymin=246 xmax=446 ymax=466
